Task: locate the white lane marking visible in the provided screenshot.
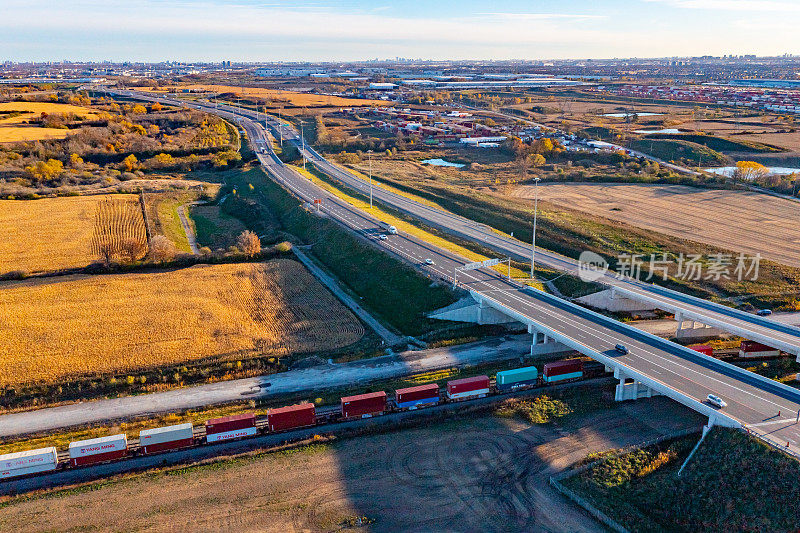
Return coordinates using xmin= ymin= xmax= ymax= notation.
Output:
xmin=746 ymin=418 xmax=798 ymax=428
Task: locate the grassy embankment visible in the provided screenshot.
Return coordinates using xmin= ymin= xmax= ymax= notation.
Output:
xmin=289 ymin=163 xmax=544 ymax=287
xmin=563 ymin=428 xmax=800 ymax=532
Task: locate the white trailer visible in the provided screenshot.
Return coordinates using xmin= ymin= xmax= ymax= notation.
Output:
xmin=0 ymin=447 xmax=58 ymax=479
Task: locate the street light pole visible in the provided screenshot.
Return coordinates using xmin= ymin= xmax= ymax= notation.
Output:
xmin=368 ymin=150 xmax=373 ymax=208
xmin=300 ymin=121 xmax=306 ymax=172
xmin=531 ymin=176 xmax=541 ymax=279
xmin=278 ymin=107 xmax=283 ymax=148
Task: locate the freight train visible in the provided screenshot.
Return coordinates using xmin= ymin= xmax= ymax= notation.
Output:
xmin=0 ymin=358 xmax=603 ymax=481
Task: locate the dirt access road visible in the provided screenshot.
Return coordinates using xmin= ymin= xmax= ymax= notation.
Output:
xmin=0 ymin=397 xmax=703 ymax=533
xmin=511 ymin=182 xmax=800 ymax=267
xmin=0 ymin=335 xmax=533 ymax=438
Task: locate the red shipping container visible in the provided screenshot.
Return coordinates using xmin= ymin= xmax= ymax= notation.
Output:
xmin=447 ymin=375 xmax=490 ymax=395
xmin=396 ymin=383 xmax=440 ymax=405
xmin=268 ymin=403 xmax=316 ymax=432
xmin=141 ymin=439 xmax=194 ymax=455
xmin=70 ymin=449 xmax=127 ymax=467
xmin=689 ymin=345 xmax=714 ymax=356
xmin=341 ymin=391 xmax=386 ymax=418
xmin=741 ymin=341 xmax=776 ymax=352
xmin=543 ymin=359 xmax=583 ymax=378
xmin=205 ymin=413 xmax=256 ymax=435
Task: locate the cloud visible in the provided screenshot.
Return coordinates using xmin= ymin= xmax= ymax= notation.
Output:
xmin=477 ymin=12 xmax=606 ymax=20
xmin=644 ymin=0 xmax=800 ymax=11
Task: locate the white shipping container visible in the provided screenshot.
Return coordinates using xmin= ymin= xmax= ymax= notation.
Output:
xmin=739 ymin=350 xmax=780 ymax=358
xmin=1 ymin=462 xmax=58 ymax=479
xmin=139 ymin=423 xmax=193 ymax=446
xmin=0 ymin=447 xmax=58 ymax=471
xmin=205 ymin=426 xmax=257 ymax=443
xmin=447 ymin=388 xmax=490 ymax=400
xmin=69 ymin=434 xmax=127 ymax=458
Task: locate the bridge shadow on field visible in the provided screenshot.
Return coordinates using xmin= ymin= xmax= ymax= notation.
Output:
xmin=323 ymin=393 xmax=705 ymax=532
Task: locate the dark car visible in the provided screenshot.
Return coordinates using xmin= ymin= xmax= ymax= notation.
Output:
xmin=756 ymin=309 xmax=773 ymax=316
xmin=614 ymin=344 xmax=629 ymax=354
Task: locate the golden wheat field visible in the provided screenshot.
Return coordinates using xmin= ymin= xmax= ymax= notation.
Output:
xmin=0 ymin=102 xmax=98 ymax=143
xmin=0 ymin=260 xmax=364 ymax=387
xmin=0 ymin=195 xmax=145 ymax=274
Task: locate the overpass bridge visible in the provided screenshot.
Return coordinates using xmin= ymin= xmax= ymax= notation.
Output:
xmin=106 ymin=88 xmax=800 ymax=456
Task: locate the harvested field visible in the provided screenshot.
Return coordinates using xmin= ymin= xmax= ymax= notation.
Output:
xmin=510 ymin=183 xmax=800 ymax=267
xmin=0 ymin=398 xmax=703 ymax=532
xmin=0 ymin=260 xmax=364 ymax=387
xmin=141 ymin=84 xmax=385 ymax=107
xmin=0 ymin=101 xmax=98 ymax=143
xmin=0 ymin=194 xmax=143 ymax=274
xmin=90 ymin=197 xmax=148 ymax=263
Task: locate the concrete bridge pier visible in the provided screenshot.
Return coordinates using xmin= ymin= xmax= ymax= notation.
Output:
xmin=613 ymin=367 xmax=661 ymax=401
xmin=527 ymin=323 xmax=571 ymax=357
xmin=674 ymin=312 xmax=724 ymax=340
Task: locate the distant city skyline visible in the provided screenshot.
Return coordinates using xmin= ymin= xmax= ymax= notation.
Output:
xmin=2 ymin=0 xmax=799 ymax=62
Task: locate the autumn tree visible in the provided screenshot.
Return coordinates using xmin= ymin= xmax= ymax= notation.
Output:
xmin=150 ymin=153 xmax=175 ymax=168
xmin=148 ymin=235 xmax=177 ymax=263
xmin=236 ymin=230 xmax=261 ymax=257
xmin=733 ymin=161 xmax=768 ymax=184
xmin=24 ymin=159 xmax=64 ymax=182
xmin=212 ymin=149 xmax=241 ymax=168
xmin=131 ymin=104 xmax=147 ymax=114
xmin=122 ymin=154 xmax=139 ymax=172
xmin=117 ymin=237 xmax=148 ymax=263
xmin=150 ymin=102 xmax=163 ymax=112
xmin=530 ymin=153 xmax=546 ymax=168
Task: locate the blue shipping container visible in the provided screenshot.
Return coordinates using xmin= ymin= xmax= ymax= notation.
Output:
xmin=543 ymin=371 xmax=582 ymax=383
xmin=396 ymin=397 xmax=439 ymax=409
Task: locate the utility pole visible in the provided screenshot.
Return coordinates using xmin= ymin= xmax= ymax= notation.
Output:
xmin=368 ymin=149 xmax=374 ymax=208
xmin=531 ymin=176 xmax=541 ymax=279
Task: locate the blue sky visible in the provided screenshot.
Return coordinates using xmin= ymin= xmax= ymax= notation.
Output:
xmin=2 ymin=0 xmax=799 ymax=62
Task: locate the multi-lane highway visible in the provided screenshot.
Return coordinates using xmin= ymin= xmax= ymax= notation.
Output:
xmin=108 ymin=88 xmax=800 ymax=454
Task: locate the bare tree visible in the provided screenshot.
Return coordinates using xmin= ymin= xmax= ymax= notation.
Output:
xmin=148 ymin=235 xmax=177 ymax=263
xmin=118 ymin=237 xmax=148 ymax=263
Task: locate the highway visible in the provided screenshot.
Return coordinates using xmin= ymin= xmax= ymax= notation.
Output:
xmin=108 ymin=88 xmax=800 ymax=455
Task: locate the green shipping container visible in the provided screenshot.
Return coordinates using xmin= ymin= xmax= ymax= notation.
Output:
xmin=496 ymin=366 xmax=538 ymax=390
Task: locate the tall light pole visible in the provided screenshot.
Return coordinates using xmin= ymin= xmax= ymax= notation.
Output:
xmin=278 ymin=106 xmax=283 ymax=148
xmin=531 ymin=176 xmax=541 ymax=279
xmin=368 ymin=149 xmax=373 ymax=208
xmin=300 ymin=120 xmax=306 ymax=172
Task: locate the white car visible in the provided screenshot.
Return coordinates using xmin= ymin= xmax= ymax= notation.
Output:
xmin=379 ymin=235 xmax=388 ymax=240
xmin=706 ymin=394 xmax=727 ymax=408
xmin=424 ymin=258 xmax=434 ymax=265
